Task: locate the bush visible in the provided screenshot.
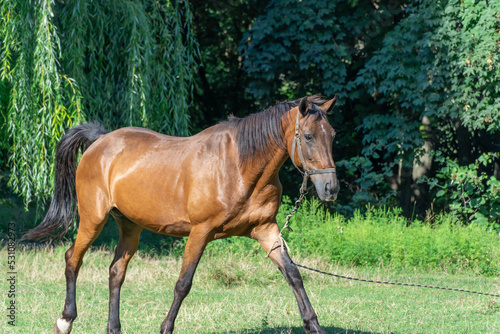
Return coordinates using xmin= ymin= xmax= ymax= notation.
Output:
xmin=207 ymin=196 xmax=500 ymax=276
xmin=287 ymin=198 xmax=500 ymax=275
xmin=422 ymin=152 xmax=500 ymax=229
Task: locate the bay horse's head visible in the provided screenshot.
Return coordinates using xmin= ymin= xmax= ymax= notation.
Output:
xmin=288 ymin=96 xmax=339 ymax=201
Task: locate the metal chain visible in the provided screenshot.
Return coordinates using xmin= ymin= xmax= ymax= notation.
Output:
xmin=294 ymin=263 xmax=500 ymax=298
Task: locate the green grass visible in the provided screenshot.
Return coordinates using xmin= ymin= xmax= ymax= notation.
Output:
xmin=2 ymin=183 xmax=500 ymax=333
xmin=2 ymin=246 xmax=500 ymax=334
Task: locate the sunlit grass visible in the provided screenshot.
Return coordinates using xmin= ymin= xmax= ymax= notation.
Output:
xmin=1 ymin=246 xmax=500 ymax=334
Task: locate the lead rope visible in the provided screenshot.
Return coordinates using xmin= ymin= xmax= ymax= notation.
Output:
xmin=266 ymin=197 xmax=500 ymax=297
xmin=293 ymin=263 xmax=500 ymax=297
xmin=265 ymin=194 xmax=500 ymax=298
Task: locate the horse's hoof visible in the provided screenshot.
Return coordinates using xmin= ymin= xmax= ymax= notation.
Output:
xmin=106 ymin=324 xmax=122 ymax=334
xmin=305 ymin=324 xmax=326 ymax=334
xmin=160 ymin=324 xmax=172 ymax=334
xmin=54 ymin=318 xmax=73 ymax=334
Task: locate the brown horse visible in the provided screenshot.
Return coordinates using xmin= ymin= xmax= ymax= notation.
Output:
xmin=24 ymin=95 xmax=339 ymax=334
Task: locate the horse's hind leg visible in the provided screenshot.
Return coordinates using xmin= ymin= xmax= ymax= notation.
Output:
xmin=107 ymin=215 xmax=143 ymax=334
xmin=54 ymin=213 xmax=109 ymax=334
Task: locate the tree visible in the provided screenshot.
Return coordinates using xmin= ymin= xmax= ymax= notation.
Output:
xmin=356 ymin=0 xmax=500 ymax=219
xmin=239 ymin=0 xmax=410 ymax=210
xmin=0 ymin=0 xmax=198 ymax=206
xmin=240 ymin=0 xmax=408 ymax=104
xmin=240 ymin=0 xmax=500 ymax=221
xmin=189 ymin=0 xmax=268 ymax=130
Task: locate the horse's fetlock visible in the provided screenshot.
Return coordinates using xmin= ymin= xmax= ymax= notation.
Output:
xmin=160 ymin=321 xmax=173 ymax=334
xmin=303 ymin=317 xmax=323 ymax=334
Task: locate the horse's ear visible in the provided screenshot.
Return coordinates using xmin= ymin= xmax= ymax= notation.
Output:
xmin=299 ymin=97 xmax=309 ymax=116
xmin=319 ymin=95 xmax=338 ymax=114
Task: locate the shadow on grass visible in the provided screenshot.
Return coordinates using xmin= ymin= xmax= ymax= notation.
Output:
xmin=214 ymin=326 xmax=386 ymax=334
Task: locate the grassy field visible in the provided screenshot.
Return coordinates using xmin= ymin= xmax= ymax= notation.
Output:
xmin=2 ymin=245 xmax=500 ymax=334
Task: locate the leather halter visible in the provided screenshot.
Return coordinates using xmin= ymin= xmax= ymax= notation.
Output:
xmin=290 ymin=108 xmax=336 ymax=194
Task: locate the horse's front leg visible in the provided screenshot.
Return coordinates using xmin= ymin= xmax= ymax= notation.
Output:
xmin=160 ymin=226 xmax=213 ymax=334
xmin=251 ymin=223 xmax=325 ymax=334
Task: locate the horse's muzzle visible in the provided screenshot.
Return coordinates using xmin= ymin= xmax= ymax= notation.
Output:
xmin=311 ymin=174 xmax=339 ymax=201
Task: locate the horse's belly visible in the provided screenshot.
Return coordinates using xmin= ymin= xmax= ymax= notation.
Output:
xmin=140 ymin=219 xmax=191 ymax=237
xmin=110 ymin=169 xmax=194 ymax=236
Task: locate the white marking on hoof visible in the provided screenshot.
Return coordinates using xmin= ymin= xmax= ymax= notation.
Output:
xmin=56 ymin=318 xmax=73 ymax=334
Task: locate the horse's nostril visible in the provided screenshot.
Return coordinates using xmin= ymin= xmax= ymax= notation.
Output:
xmin=325 ymin=182 xmax=332 ymax=194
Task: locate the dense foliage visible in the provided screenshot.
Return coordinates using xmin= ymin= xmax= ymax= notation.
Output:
xmin=355 ymin=0 xmax=500 ymax=218
xmin=1 ymin=0 xmax=499 ymax=228
xmin=239 ymin=0 xmax=500 ymax=224
xmin=240 ymin=0 xmax=405 ymax=104
xmin=0 ymin=0 xmax=197 ymax=206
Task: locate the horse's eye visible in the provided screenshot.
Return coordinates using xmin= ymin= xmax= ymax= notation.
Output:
xmin=304 ymin=134 xmax=313 ymax=141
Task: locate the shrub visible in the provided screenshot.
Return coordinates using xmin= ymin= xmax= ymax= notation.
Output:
xmin=136 ymin=196 xmax=499 ymax=275
xmin=276 ymin=197 xmax=500 ymax=275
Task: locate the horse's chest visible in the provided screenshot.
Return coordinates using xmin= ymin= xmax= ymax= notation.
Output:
xmin=228 ymin=192 xmax=281 ymax=230
xmin=213 ymin=197 xmax=279 ymax=239
xmin=241 ymin=197 xmax=280 ymax=223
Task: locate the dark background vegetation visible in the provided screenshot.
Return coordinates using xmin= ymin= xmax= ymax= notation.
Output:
xmin=1 ymin=0 xmax=500 ymax=247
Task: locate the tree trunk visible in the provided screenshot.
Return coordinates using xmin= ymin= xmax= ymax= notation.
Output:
xmin=456 ymin=122 xmax=472 ymax=166
xmin=399 ymin=161 xmax=414 ymax=218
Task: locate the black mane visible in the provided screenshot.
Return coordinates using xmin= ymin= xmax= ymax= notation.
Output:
xmin=225 ymin=96 xmax=327 ymax=166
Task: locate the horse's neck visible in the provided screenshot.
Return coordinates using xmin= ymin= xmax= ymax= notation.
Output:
xmin=246 ymin=139 xmax=292 ymax=191
xmin=241 ymin=152 xmax=286 ymax=197
xmin=241 ymin=108 xmax=295 ymax=191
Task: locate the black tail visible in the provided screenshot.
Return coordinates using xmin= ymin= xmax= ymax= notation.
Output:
xmin=21 ymin=123 xmax=108 ymax=241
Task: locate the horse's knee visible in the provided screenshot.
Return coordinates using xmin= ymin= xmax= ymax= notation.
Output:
xmin=109 ymin=263 xmax=123 ymax=283
xmin=174 ymin=277 xmax=192 ymax=298
xmin=280 ymin=260 xmax=305 ymax=288
xmin=289 ymin=266 xmax=304 ymax=286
